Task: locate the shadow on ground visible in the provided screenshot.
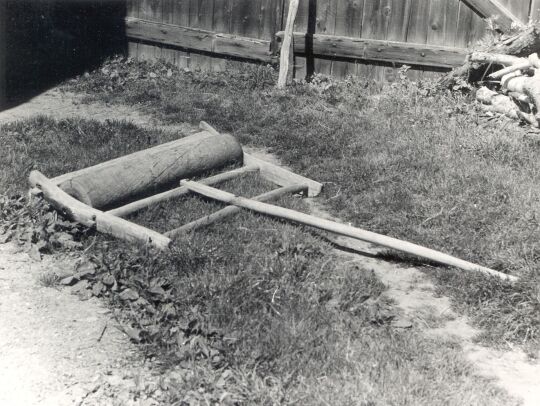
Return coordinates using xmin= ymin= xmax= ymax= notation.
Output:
xmin=2 ymin=0 xmax=127 ymax=110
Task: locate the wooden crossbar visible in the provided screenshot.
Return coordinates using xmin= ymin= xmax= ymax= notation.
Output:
xmin=165 ymin=183 xmax=307 ymax=238
xmin=107 ymin=164 xmax=259 ymax=218
xmin=199 ymin=121 xmax=322 ymax=197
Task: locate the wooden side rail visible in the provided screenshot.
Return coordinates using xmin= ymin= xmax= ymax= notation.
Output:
xmin=275 ymin=32 xmax=468 ymax=69
xmin=29 ymin=171 xmax=171 ymax=250
xmin=199 ymin=122 xmax=323 ymax=197
xmin=125 ymin=17 xmax=274 ymax=63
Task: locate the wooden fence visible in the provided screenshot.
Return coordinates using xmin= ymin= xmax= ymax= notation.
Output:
xmin=127 ymin=0 xmax=540 ymax=80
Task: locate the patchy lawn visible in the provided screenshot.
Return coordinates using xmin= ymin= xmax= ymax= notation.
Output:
xmin=64 ymin=58 xmax=540 ymax=348
xmin=0 ymin=116 xmax=518 ymax=405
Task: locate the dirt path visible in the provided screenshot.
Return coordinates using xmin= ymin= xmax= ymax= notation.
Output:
xmin=0 ymin=88 xmax=195 ymax=134
xmin=0 ymin=243 xmax=168 ymax=406
xmin=1 ymin=89 xmax=539 ymax=405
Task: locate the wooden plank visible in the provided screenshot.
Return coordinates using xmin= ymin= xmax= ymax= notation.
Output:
xmin=165 ymin=184 xmax=307 ymax=236
xmin=213 ymin=0 xmax=232 ymax=32
xmin=161 ymin=0 xmax=176 ymax=64
xmin=332 ymin=0 xmax=366 ymax=78
xmin=138 ymin=0 xmax=159 ymax=61
xmin=531 ymin=0 xmax=540 ymax=21
xmin=172 ymin=0 xmax=192 ymax=69
xmin=126 ymin=0 xmax=140 ymax=59
xmin=30 ymin=171 xmax=172 ymax=251
xmin=199 ymin=121 xmax=323 ymax=197
xmin=427 ymin=0 xmax=447 ymax=46
xmin=443 ymin=0 xmax=461 ymax=48
xmin=232 ymin=0 xmax=261 ymax=37
xmin=259 ymin=0 xmax=281 ymax=40
xmin=181 ymin=180 xmax=517 ymax=282
xmin=108 ymin=165 xmax=260 ymax=218
xmin=455 ymin=1 xmax=474 ymax=48
xmin=387 ymin=0 xmax=411 ymax=42
xmin=361 ymin=0 xmax=391 ymax=40
xmin=188 ymin=0 xmax=216 ymax=71
xmin=276 ymin=31 xmax=468 ymax=68
xmin=406 ymin=0 xmax=430 ymax=44
xmin=361 ymin=0 xmax=393 ymax=81
xmin=125 ymin=17 xmax=274 ymax=62
xmin=462 ymin=0 xmax=523 ymax=31
xmin=314 ymin=0 xmax=337 ymax=75
xmin=468 ymin=8 xmax=488 ymax=46
xmin=497 ymin=0 xmax=529 ymax=22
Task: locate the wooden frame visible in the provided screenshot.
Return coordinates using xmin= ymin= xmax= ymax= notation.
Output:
xmin=30 ymin=121 xmax=322 ymax=250
xmin=125 ymin=17 xmax=274 ymax=63
xmin=275 ymin=32 xmax=468 ymax=69
xmin=31 ymin=122 xmax=514 ymax=281
xmin=462 ymin=0 xmax=524 ymax=32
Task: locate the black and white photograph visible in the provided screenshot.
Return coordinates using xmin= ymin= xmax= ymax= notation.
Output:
xmin=0 ymin=0 xmax=539 ymax=404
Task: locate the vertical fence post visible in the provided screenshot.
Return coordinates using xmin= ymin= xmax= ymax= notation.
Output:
xmin=277 ymin=0 xmax=299 ymax=88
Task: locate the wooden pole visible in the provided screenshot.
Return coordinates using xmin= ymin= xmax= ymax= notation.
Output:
xmin=29 ymin=171 xmax=171 ymax=250
xmin=277 ymin=0 xmax=299 ymax=89
xmin=165 ymin=184 xmax=307 ymax=237
xmin=181 ymin=180 xmax=517 ymax=282
xmin=107 ymin=165 xmax=259 ymax=218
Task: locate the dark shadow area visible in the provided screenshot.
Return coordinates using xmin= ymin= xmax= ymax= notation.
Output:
xmin=3 ymin=0 xmax=127 ymax=110
xmin=305 ymin=0 xmax=316 ymax=81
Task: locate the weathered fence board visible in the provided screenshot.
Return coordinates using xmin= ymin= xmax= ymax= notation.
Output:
xmin=276 ymin=32 xmax=468 ymax=68
xmin=127 ymin=0 xmax=534 ymax=81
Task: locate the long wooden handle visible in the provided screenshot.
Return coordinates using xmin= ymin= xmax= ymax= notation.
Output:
xmin=166 ymin=184 xmax=307 ymax=237
xmin=180 ymin=180 xmax=517 ymax=282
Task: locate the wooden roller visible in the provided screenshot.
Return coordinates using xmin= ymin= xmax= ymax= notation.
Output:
xmin=53 ymin=131 xmax=243 ymax=209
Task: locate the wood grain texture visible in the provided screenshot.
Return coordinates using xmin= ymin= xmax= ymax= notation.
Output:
xmin=181 ymin=180 xmax=517 ymax=281
xmin=137 ymin=0 xmax=160 ymax=60
xmin=166 ymin=184 xmax=307 ymax=236
xmin=188 ymin=0 xmax=216 ymax=71
xmin=125 ymin=17 xmax=273 ymax=62
xmin=30 ymin=171 xmax=172 ymax=250
xmin=333 ymin=0 xmax=366 ymax=77
xmin=532 ymin=0 xmax=540 ymax=21
xmin=53 ymin=130 xmax=244 ymax=209
xmin=462 ymin=0 xmax=524 ymax=31
xmin=108 ymin=165 xmax=259 ymax=218
xmin=276 ymin=31 xmax=468 ymax=68
xmin=406 ymin=0 xmax=430 ymax=44
xmin=199 ymin=121 xmax=323 ymax=197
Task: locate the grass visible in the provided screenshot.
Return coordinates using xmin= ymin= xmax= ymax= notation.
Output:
xmin=0 ymin=116 xmax=519 ymax=404
xmin=63 ymin=57 xmax=540 ymax=348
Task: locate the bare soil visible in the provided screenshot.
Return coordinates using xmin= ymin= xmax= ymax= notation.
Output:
xmin=0 ymin=243 xmax=166 ymax=406
xmin=1 ymin=89 xmax=539 ymax=405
